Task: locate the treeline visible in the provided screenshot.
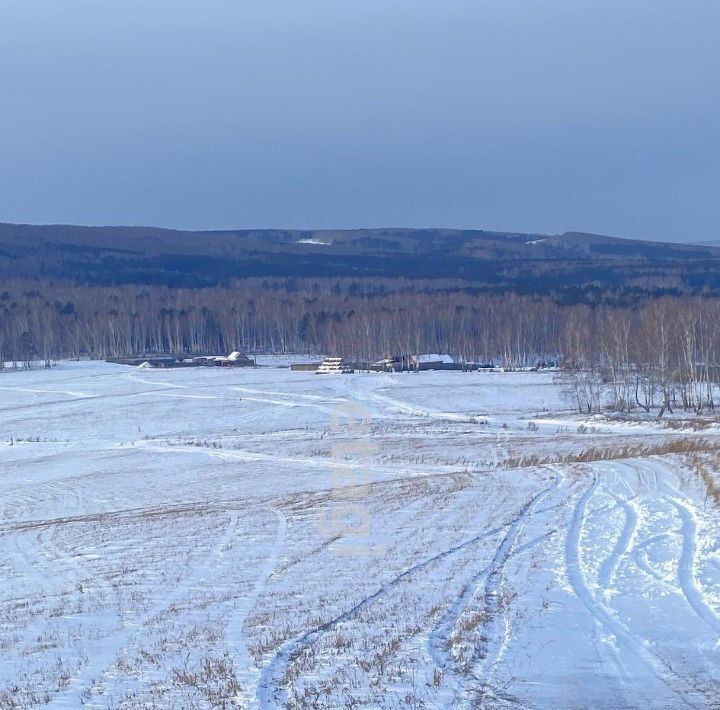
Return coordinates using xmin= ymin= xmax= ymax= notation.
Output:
xmin=559 ymin=299 xmax=720 ymax=415
xmin=3 ymin=278 xmax=720 ymax=415
xmin=0 ymin=279 xmax=561 ymax=365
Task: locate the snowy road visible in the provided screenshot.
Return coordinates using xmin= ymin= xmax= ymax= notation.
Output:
xmin=1 ymin=362 xmax=720 ymax=708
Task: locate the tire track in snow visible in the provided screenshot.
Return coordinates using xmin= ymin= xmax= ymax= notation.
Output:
xmin=48 ymin=511 xmax=240 ymax=708
xmin=463 ymin=471 xmax=560 ymax=707
xmin=512 ymin=530 xmax=555 ymax=556
xmin=0 ymin=386 xmax=210 ymax=413
xmin=633 ymin=547 xmax=665 ymax=583
xmin=347 ymin=375 xmax=477 ymax=423
xmin=228 ymin=509 xmax=287 ymax=708
xmin=231 ymin=386 xmax=326 ymax=401
xmin=634 ymin=533 xmax=670 ymax=551
xmin=0 ymin=386 xmax=91 ymax=398
xmin=138 ymin=440 xmax=439 ymax=486
xmin=597 ymin=493 xmax=638 ymax=591
xmin=256 ymin=519 xmax=514 ymax=707
xmin=425 ymin=473 xmax=558 ymax=694
xmin=565 ymin=470 xmax=697 ymax=709
xmin=591 ymin=478 xmax=640 ymax=698
xmin=626 ymin=458 xmax=720 ymax=633
xmin=666 ymin=497 xmax=720 ymax=635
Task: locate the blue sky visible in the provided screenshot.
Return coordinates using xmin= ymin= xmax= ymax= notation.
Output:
xmin=0 ymin=0 xmax=718 ymax=241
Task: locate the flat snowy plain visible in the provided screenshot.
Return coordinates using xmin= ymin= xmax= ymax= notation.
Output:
xmin=1 ymin=362 xmax=720 ymax=709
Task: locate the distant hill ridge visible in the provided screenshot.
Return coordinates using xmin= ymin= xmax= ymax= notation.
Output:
xmin=2 ymin=222 xmax=720 ymax=299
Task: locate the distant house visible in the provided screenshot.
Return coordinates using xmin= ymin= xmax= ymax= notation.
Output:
xmin=412 ymin=354 xmax=454 ymax=371
xmin=372 ymin=357 xmax=400 ymax=372
xmin=109 ymin=351 xmax=255 ymax=368
xmin=212 ymin=351 xmax=255 ymax=367
xmin=368 ymin=354 xmax=461 ymax=372
xmin=192 ymin=356 xmax=215 ymax=366
xmin=370 ymin=355 xmax=414 ymax=372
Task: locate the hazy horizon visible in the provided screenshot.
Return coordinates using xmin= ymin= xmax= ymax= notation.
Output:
xmin=1 ymin=0 xmax=719 ymax=243
xmin=0 ymin=220 xmax=715 ymax=246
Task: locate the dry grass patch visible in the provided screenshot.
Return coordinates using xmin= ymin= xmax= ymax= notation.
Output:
xmin=689 ymin=455 xmax=720 ymax=510
xmin=503 ymin=437 xmax=720 ymax=470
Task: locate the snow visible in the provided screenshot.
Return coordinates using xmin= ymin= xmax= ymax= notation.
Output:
xmin=1 ymin=362 xmax=720 ymax=708
xmin=416 ymin=353 xmax=454 ymax=364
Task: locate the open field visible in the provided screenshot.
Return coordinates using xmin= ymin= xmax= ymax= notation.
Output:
xmin=1 ymin=363 xmax=720 ymax=708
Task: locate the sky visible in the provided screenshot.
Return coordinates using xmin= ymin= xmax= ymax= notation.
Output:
xmin=0 ymin=0 xmax=719 ymax=242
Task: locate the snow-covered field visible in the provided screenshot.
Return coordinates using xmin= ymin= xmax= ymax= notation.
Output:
xmin=1 ymin=362 xmax=720 ymax=709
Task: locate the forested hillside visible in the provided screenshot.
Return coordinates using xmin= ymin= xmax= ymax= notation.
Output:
xmin=2 ymin=222 xmax=720 ymax=296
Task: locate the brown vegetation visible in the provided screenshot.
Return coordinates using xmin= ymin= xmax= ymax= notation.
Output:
xmin=690 ymin=455 xmax=720 ymax=509
xmin=503 ymin=437 xmax=720 ymax=470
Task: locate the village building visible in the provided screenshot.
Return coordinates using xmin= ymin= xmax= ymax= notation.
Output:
xmin=211 ymin=351 xmax=255 ymax=367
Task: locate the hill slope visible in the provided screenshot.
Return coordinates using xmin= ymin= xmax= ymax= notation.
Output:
xmin=2 ymin=223 xmax=720 ymax=298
